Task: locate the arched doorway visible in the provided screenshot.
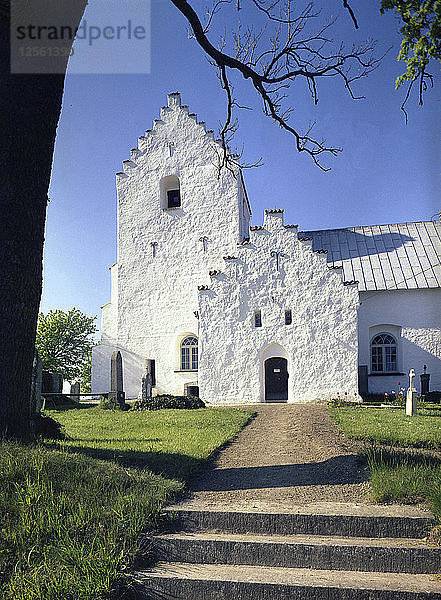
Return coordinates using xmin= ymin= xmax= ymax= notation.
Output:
xmin=265 ymin=357 xmax=289 ymax=402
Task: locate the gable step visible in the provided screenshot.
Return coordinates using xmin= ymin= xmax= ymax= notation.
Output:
xmin=164 ymin=507 xmax=434 ymax=539
xmin=132 ymin=562 xmax=441 ymax=599
xmin=146 ymin=531 xmax=439 ymax=574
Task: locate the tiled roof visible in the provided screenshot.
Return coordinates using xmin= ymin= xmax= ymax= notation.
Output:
xmin=299 ymin=221 xmax=441 ymax=291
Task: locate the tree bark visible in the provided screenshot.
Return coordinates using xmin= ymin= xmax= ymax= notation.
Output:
xmin=0 ymin=1 xmax=86 ymax=439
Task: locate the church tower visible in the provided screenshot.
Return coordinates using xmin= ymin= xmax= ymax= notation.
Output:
xmin=92 ymin=93 xmax=251 ymax=397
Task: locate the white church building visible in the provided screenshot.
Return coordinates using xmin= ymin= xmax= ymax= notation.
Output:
xmin=92 ymin=92 xmax=441 ymax=403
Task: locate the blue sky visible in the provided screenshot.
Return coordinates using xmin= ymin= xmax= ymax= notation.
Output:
xmin=41 ymin=0 xmax=440 ymax=330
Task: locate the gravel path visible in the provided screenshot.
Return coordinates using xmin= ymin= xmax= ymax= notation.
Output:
xmin=183 ymin=403 xmax=371 ymax=510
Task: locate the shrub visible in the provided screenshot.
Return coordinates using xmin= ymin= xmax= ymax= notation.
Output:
xmin=424 ymin=391 xmax=441 ymax=404
xmin=99 ymin=397 xmax=130 ymax=411
xmin=359 ymin=393 xmax=385 ymax=404
xmin=131 ymin=395 xmax=205 ymax=411
xmin=360 ymin=392 xmax=405 ymax=405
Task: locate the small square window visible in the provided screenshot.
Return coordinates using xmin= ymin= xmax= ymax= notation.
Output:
xmin=167 ymin=189 xmax=181 ymax=208
xmin=254 ymin=310 xmax=262 ymax=327
xmin=285 ymin=309 xmax=292 ymax=325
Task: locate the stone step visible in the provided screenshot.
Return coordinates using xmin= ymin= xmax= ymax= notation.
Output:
xmin=148 ymin=531 xmax=440 ymax=574
xmin=132 ymin=562 xmax=441 ymax=599
xmin=164 ymin=506 xmax=434 ymax=539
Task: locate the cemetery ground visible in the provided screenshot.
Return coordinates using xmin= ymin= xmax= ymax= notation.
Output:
xmin=329 ymin=404 xmax=441 ymax=539
xmin=0 ymin=402 xmax=440 ymax=599
xmin=0 ymin=406 xmax=253 ymax=600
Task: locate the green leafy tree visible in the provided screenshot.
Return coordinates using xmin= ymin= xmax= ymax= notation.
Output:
xmin=36 ymin=308 xmax=97 ymax=383
xmin=78 ymin=350 xmax=93 ymax=393
xmin=380 ymin=0 xmax=441 ymax=111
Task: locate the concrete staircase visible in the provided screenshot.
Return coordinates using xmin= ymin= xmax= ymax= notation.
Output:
xmin=132 ymin=505 xmax=441 ymax=599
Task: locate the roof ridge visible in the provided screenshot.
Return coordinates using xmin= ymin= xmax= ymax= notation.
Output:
xmin=299 ymin=220 xmax=440 ymax=234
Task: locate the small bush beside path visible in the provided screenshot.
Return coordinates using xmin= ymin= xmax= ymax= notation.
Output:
xmin=0 ymin=407 xmax=253 ymax=600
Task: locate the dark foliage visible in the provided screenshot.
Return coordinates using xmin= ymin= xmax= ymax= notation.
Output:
xmin=99 ymin=397 xmax=130 ymax=411
xmin=131 ymin=395 xmax=205 ymax=411
xmin=424 ymin=391 xmax=441 ymax=404
xmin=360 ymin=393 xmax=392 ymax=404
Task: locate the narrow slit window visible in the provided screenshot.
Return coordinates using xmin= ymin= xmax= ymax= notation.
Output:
xmin=285 ymin=309 xmax=292 ymax=325
xmin=254 ymin=310 xmax=262 ymax=328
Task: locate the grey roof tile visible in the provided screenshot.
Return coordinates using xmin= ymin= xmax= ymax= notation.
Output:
xmin=300 ymin=220 xmax=441 ymax=291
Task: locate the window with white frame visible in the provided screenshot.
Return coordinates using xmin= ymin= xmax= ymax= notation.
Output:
xmin=371 ymin=333 xmax=398 ymax=373
xmin=180 ymin=336 xmax=198 ymax=371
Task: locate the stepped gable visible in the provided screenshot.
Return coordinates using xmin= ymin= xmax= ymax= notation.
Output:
xmin=197 ymin=210 xmax=359 ymax=403
xmin=116 ymin=92 xmax=226 ymax=180
xmin=200 ymin=208 xmax=356 ymax=294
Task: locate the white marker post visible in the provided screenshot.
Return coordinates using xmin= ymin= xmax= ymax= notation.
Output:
xmin=406 ymin=368 xmax=417 ymax=416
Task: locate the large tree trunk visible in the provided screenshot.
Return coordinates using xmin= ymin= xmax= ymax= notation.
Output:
xmin=0 ymin=1 xmax=86 ymax=439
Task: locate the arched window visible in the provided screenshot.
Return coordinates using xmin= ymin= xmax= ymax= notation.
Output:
xmin=160 ymin=175 xmax=181 ymax=209
xmin=181 ymin=336 xmax=198 ymax=371
xmin=371 ymin=333 xmax=397 ymax=373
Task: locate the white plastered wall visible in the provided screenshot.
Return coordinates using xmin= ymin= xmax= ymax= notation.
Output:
xmin=93 ymin=93 xmax=249 ymax=398
xmin=358 ymin=288 xmax=441 ymax=393
xmin=198 ymin=211 xmax=359 ymax=404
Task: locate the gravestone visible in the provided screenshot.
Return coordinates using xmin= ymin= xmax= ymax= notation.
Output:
xmin=406 ymin=368 xmax=417 ymax=416
xmin=109 ymin=350 xmax=125 ymax=409
xmin=141 ymin=372 xmax=152 ymax=400
xmin=42 ymin=371 xmax=63 ymax=394
xmin=31 ymin=349 xmax=43 ymax=413
xmin=69 ymin=382 xmax=80 ymax=401
xmin=420 ymin=365 xmax=430 ymax=396
xmin=145 ymin=359 xmax=156 ymax=387
xmin=358 ymin=366 xmax=368 ymax=396
xmin=140 ymin=359 xmax=156 ymax=400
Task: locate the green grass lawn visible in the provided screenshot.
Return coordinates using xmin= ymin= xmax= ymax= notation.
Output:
xmin=328 ymin=405 xmax=441 ymax=521
xmin=329 ymin=405 xmax=441 ymax=449
xmin=48 ymin=405 xmax=254 ymax=480
xmin=0 ymin=407 xmax=253 ymax=600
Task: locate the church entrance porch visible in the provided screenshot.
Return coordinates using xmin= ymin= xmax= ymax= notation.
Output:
xmin=264 ymin=357 xmax=288 ymax=402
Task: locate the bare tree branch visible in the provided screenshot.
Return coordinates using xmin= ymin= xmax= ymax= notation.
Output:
xmin=214 ymin=64 xmax=263 ymax=175
xmin=171 ymin=0 xmax=380 ymax=170
xmin=400 ymin=67 xmax=434 ymax=124
xmin=343 ymin=0 xmax=358 ymax=29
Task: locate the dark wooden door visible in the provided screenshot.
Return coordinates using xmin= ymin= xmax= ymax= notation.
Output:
xmin=265 ymin=357 xmax=288 ymax=402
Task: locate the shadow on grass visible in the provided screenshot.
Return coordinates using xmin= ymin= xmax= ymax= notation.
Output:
xmin=44 ymin=411 xmax=258 ymax=484
xmin=43 ymin=442 xmax=209 ymax=482
xmin=44 ymin=400 xmax=98 ymax=411
xmin=420 ymin=411 xmax=441 ymax=418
